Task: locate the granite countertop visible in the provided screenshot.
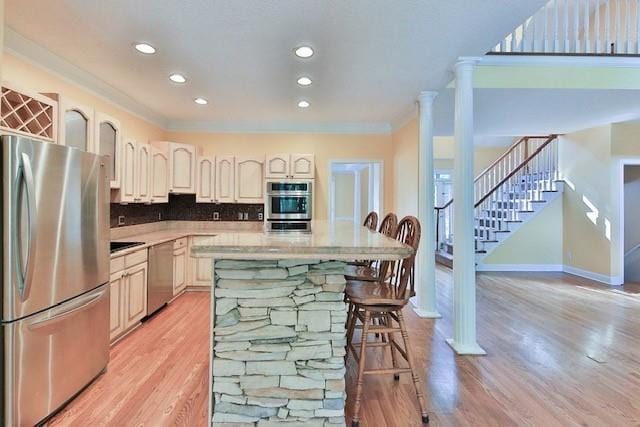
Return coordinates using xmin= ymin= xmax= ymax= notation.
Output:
xmin=190 ymin=220 xmax=413 ymax=261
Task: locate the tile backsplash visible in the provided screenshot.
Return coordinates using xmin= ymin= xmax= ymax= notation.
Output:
xmin=110 ymin=194 xmax=263 ymax=228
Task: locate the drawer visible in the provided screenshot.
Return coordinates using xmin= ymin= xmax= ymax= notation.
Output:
xmin=173 ymin=237 xmax=188 ymax=250
xmin=110 ymin=256 xmax=125 ymax=274
xmin=124 ymin=248 xmax=148 ymax=268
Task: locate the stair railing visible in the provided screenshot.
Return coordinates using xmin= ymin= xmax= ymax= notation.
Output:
xmin=491 ymin=0 xmax=640 ymax=55
xmin=435 ymin=135 xmax=559 ymax=251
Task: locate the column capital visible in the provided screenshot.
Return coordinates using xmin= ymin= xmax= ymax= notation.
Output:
xmin=453 ymin=56 xmax=482 ymax=72
xmin=417 ymin=91 xmax=438 ymax=106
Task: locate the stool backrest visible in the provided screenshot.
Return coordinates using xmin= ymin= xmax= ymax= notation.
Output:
xmin=388 ymin=216 xmax=421 ymax=301
xmin=378 ymin=213 xmax=398 ymax=237
xmin=363 ymin=211 xmax=378 ymax=231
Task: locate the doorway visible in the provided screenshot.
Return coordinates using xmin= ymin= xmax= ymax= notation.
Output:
xmin=624 ymin=164 xmax=640 ymax=285
xmin=328 ymin=160 xmax=383 ymax=223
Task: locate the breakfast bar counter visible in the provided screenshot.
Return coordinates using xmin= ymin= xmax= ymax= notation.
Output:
xmin=191 ymin=221 xmax=412 ymax=426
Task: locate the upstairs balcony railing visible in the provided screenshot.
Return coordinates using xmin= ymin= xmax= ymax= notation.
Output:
xmin=491 ymin=0 xmax=640 ymax=55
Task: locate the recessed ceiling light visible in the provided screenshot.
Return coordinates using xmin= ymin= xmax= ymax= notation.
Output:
xmin=194 ymin=97 xmax=208 ymax=105
xmin=297 ymin=100 xmax=310 ymax=108
xmin=297 ymin=76 xmax=313 ymax=86
xmin=169 ymin=73 xmax=187 ymax=84
xmin=134 ymin=42 xmax=156 ymax=54
xmin=294 ymin=46 xmax=314 ymax=58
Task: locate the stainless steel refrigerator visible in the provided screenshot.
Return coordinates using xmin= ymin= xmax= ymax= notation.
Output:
xmin=0 ymin=135 xmax=110 ymax=426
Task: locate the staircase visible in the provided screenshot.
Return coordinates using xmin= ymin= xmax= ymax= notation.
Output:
xmin=435 ymin=135 xmax=564 ymax=267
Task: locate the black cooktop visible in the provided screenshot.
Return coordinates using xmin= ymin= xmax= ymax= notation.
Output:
xmin=110 ymin=241 xmax=145 ymax=253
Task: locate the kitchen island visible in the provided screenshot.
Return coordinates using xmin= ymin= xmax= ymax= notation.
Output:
xmin=191 ymin=221 xmax=412 ymax=426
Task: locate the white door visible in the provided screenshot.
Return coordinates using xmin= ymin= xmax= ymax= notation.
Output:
xmin=57 ymin=97 xmax=94 ymax=152
xmin=266 ymin=154 xmax=290 ymax=179
xmin=150 ymin=147 xmax=169 ymax=203
xmin=94 ymin=112 xmax=121 ymax=188
xmin=124 ymin=263 xmax=148 ymax=328
xmin=169 ymin=143 xmax=197 ymax=194
xmin=216 ymin=155 xmax=235 ymax=203
xmin=173 ymin=248 xmax=187 ymax=295
xmin=197 ymin=156 xmax=215 ymax=203
xmin=291 ymin=154 xmax=315 ymax=179
xmin=136 ymin=143 xmax=151 ymax=203
xmin=109 ymin=273 xmax=125 ymax=342
xmin=120 ymin=139 xmax=137 ymax=203
xmin=235 ymin=156 xmax=265 ymax=203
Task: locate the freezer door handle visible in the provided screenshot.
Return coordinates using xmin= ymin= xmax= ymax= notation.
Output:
xmin=13 ymin=152 xmax=38 ymax=301
xmin=27 ymin=287 xmax=107 ymax=331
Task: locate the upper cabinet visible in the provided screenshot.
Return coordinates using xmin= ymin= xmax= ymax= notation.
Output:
xmin=150 ymin=147 xmax=169 ymax=204
xmin=265 ymin=154 xmax=315 ymax=179
xmin=44 ymin=94 xmax=94 ymax=152
xmin=235 ymin=156 xmax=265 ymax=203
xmin=94 ymin=112 xmax=122 ymax=188
xmin=216 ymin=155 xmax=235 ymax=203
xmin=196 ymin=156 xmax=215 ymax=203
xmin=118 ymin=138 xmax=137 ymax=203
xmin=136 ymin=143 xmax=152 ymax=203
xmin=1 ymin=83 xmax=57 ymax=143
xmin=151 ymin=141 xmax=197 ymax=194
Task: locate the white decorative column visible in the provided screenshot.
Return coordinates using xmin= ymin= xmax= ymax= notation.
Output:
xmin=413 ymin=91 xmax=441 ymax=318
xmin=446 ymin=58 xmax=486 ymax=355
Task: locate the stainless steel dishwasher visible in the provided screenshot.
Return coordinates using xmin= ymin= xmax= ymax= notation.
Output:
xmin=147 ymin=241 xmax=174 ymax=317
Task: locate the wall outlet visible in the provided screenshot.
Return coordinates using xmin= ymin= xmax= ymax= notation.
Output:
xmin=158 ymin=212 xmax=162 ymax=221
xmin=238 ymin=212 xmax=243 ymax=220
xmin=117 ymin=215 xmax=125 ymax=226
xmin=213 ymin=212 xmax=220 ymax=221
xmin=243 ymin=212 xmax=249 ymax=220
xmin=258 ymin=212 xmax=263 ymax=221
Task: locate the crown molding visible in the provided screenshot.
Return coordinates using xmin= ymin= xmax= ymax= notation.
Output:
xmin=166 ymin=120 xmax=393 ymax=135
xmin=5 ymin=28 xmax=169 ymax=128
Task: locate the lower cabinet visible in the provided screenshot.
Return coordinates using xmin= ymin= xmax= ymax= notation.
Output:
xmin=109 ymin=250 xmax=148 ymax=343
xmin=189 ymin=236 xmax=213 ymax=288
xmin=173 ymin=246 xmax=187 ymax=295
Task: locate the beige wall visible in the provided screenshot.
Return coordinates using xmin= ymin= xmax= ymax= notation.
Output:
xmin=165 ymin=131 xmax=394 ymax=220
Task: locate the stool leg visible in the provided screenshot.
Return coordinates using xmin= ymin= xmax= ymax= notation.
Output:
xmin=397 ymin=309 xmax=429 ymax=424
xmin=346 ymin=304 xmax=358 ymax=360
xmin=352 ymin=309 xmax=371 ymax=427
xmin=386 ymin=313 xmax=400 ymax=380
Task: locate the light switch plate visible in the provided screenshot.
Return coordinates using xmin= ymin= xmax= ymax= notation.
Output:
xmin=213 ymin=212 xmax=220 ymax=221
xmin=118 ymin=215 xmax=125 ymax=226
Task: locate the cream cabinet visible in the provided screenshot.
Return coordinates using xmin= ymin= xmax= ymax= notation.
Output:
xmin=215 ymin=155 xmax=235 ymax=203
xmin=136 ymin=143 xmax=152 ymax=203
xmin=265 ymin=154 xmax=315 ymax=179
xmin=188 ymin=237 xmax=213 ymax=287
xmin=235 ymin=156 xmax=265 ymax=203
xmin=43 ymin=94 xmax=94 ymax=152
xmin=150 ymin=147 xmax=169 ymax=203
xmin=196 ymin=156 xmax=216 ymax=203
xmin=173 ymin=246 xmax=187 ymax=295
xmin=95 ymin=112 xmax=122 ymax=188
xmin=151 ymin=141 xmax=197 ymax=194
xmin=118 ymin=138 xmax=137 ymax=203
xmin=109 ymin=249 xmax=148 ymax=343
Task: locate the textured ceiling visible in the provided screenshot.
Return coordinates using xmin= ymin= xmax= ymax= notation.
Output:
xmin=6 ymin=0 xmax=546 ymax=132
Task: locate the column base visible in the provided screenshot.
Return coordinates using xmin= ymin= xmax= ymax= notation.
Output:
xmin=445 ymin=338 xmax=486 ymax=355
xmin=412 ymin=307 xmax=442 ymax=319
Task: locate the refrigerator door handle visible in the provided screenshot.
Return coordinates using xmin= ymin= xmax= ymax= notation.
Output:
xmin=27 ymin=287 xmax=107 ymax=331
xmin=13 ymin=152 xmax=38 ymax=301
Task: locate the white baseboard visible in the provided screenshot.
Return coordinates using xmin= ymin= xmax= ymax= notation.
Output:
xmin=562 ymin=265 xmax=622 ymax=286
xmin=476 ymin=263 xmax=622 ymax=286
xmin=477 ymin=263 xmax=563 ymax=272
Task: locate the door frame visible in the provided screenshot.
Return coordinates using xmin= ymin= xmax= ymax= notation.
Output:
xmin=617 ymin=158 xmax=640 ymax=286
xmin=328 ymin=159 xmax=384 ymax=223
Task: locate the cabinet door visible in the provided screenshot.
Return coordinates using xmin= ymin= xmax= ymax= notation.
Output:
xmin=235 ymin=156 xmax=265 ymax=203
xmin=215 ymin=155 xmax=235 ymax=203
xmin=136 ymin=143 xmax=151 ymax=203
xmin=124 ymin=263 xmax=148 ymax=328
xmin=196 ymin=156 xmax=215 ymax=203
xmin=57 ymin=97 xmax=94 ymax=152
xmin=120 ymin=139 xmax=137 ymax=203
xmin=95 ymin=112 xmax=122 ymax=188
xmin=173 ymin=247 xmax=187 ymax=295
xmin=291 ymin=154 xmax=315 ymax=179
xmin=266 ymin=154 xmax=290 ymax=179
xmin=191 ymin=258 xmax=213 ymax=287
xmin=169 ymin=143 xmax=197 ymax=194
xmin=150 ymin=147 xmax=169 ymax=204
xmin=109 ymin=273 xmax=125 ymax=342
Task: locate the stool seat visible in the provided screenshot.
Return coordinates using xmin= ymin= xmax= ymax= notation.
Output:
xmin=346 ymin=280 xmax=409 ymax=306
xmin=344 ymin=265 xmax=380 ymax=281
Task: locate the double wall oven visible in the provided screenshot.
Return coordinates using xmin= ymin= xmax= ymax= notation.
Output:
xmin=266 ymin=180 xmax=312 ymax=232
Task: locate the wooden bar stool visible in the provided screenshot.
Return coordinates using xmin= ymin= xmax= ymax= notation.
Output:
xmin=348 ymin=211 xmax=380 ymax=268
xmin=346 ymin=216 xmax=429 ymax=426
xmin=345 ymin=212 xmax=398 ymax=281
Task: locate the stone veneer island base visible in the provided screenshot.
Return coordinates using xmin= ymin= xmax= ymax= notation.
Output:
xmin=189 ymin=221 xmax=413 ymax=427
xmin=212 ymin=259 xmax=348 ymax=427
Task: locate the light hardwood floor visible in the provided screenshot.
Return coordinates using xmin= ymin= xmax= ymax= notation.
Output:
xmin=49 ymin=268 xmax=640 ymax=426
